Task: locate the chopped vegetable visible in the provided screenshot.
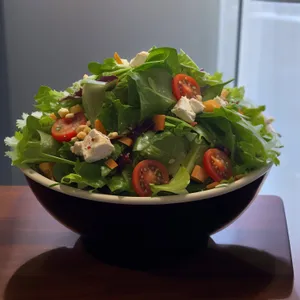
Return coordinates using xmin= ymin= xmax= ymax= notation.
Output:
xmin=153 ymin=114 xmax=166 ymax=132
xmin=105 ymin=158 xmax=118 ymax=170
xmin=206 ymin=182 xmax=220 ymax=190
xmin=191 ymin=165 xmax=209 ymax=183
xmin=114 ymin=52 xmax=123 ymax=64
xmin=203 ymin=99 xmax=221 ymax=112
xmin=119 ymin=136 xmax=133 ymax=147
xmin=94 ymin=119 xmax=107 ymax=135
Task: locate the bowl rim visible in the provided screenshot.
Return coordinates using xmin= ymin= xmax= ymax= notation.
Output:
xmin=21 ymin=163 xmax=272 ymax=205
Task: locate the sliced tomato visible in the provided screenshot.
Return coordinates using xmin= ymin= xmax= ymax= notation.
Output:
xmin=51 ymin=112 xmax=87 ymax=142
xmin=172 ymin=74 xmax=201 ymax=100
xmin=132 ymin=160 xmax=169 ymax=197
xmin=203 ymin=148 xmax=232 ymax=182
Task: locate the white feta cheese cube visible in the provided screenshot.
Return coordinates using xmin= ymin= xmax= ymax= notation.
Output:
xmin=189 ymin=98 xmax=205 ymax=113
xmin=171 ymin=96 xmax=195 ymax=123
xmin=129 ymin=51 xmax=149 ymax=67
xmin=215 ymin=96 xmax=228 ymax=107
xmin=71 ymin=129 xmax=115 ymax=163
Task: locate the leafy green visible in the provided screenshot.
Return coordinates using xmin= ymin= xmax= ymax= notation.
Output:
xmin=82 ymin=79 xmax=117 ymax=126
xmin=202 ymin=79 xmax=234 ymax=101
xmin=113 ymin=99 xmax=140 ymax=133
xmin=34 ymin=86 xmax=67 ymax=113
xmin=164 ymin=116 xmax=213 ymax=144
xmin=143 ymin=47 xmax=180 ymax=74
xmin=58 ymin=142 xmax=77 ymax=161
xmin=133 ymin=131 xmax=189 ymax=175
xmin=88 ymin=58 xmax=130 ymax=78
xmin=70 ymin=161 xmax=107 ymax=189
xmin=150 ymin=166 xmax=190 ymax=196
xmin=107 ymin=167 xmax=133 ymax=194
xmin=97 ymin=92 xmax=140 ymax=133
xmin=226 ymin=86 xmax=245 ymax=102
xmin=128 ymin=67 xmax=176 ymax=120
xmin=61 ymin=173 xmax=106 ymax=189
xmin=182 ymin=140 xmax=209 ymax=174
xmin=53 ymin=163 xmax=74 ymax=182
xmin=196 ymin=107 xmax=281 ymax=172
xmin=6 ymin=116 xmax=74 ymax=166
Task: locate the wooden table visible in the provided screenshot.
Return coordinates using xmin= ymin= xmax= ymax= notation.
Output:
xmin=0 ymin=186 xmax=298 ymax=300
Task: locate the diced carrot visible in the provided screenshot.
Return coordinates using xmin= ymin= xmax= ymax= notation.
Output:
xmin=203 ymin=99 xmax=221 ymax=112
xmin=105 ymin=158 xmax=118 ymax=170
xmin=235 ymin=174 xmax=244 ymax=180
xmin=119 ymin=136 xmax=133 ymax=147
xmin=94 ymin=119 xmax=107 ymax=135
xmin=114 ymin=52 xmax=123 ymax=64
xmin=221 ymin=89 xmax=229 ymax=99
xmin=49 ymin=113 xmax=57 ymax=121
xmin=153 ymin=114 xmax=166 ymax=131
xmin=39 ymin=162 xmax=55 ymax=180
xmin=190 ymin=121 xmax=198 ymax=127
xmin=191 ymin=165 xmax=209 ymax=183
xmin=206 ymin=182 xmax=220 ymax=190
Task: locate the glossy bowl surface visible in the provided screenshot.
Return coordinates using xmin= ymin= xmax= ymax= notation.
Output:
xmin=23 ymin=164 xmax=271 ymax=248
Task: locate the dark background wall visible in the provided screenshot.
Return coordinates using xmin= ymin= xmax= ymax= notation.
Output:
xmin=0 ymin=0 xmax=12 ymax=185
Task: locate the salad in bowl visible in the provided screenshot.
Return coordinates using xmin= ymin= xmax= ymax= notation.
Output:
xmin=4 ymin=47 xmax=282 ymax=198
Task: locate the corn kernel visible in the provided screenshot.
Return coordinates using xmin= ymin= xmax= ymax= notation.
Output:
xmin=58 ymin=108 xmax=69 ymax=118
xmin=76 ymin=125 xmax=86 ymax=133
xmin=83 ymin=74 xmax=89 ymax=79
xmin=83 ymin=126 xmax=91 ymax=134
xmin=86 ymin=120 xmax=91 ymax=127
xmin=70 ymin=104 xmax=83 ymax=114
xmin=77 ymin=131 xmax=87 ymax=140
xmin=65 ymin=113 xmax=75 ymax=119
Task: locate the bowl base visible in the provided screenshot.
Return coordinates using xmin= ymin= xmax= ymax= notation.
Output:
xmin=79 ymin=230 xmax=211 ymax=270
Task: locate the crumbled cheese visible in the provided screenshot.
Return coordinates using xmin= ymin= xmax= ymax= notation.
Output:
xmin=215 ymin=96 xmax=228 ymax=107
xmin=189 ymin=98 xmax=205 ymax=113
xmin=171 ymin=96 xmax=196 ymax=123
xmin=129 ymin=51 xmax=149 ymax=67
xmin=71 ymin=129 xmax=115 ymax=163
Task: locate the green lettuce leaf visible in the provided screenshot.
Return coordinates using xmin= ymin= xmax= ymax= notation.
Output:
xmin=133 ymin=131 xmax=189 ymax=175
xmin=196 ymin=107 xmax=281 ymax=172
xmin=128 ymin=67 xmax=176 ymax=120
xmin=97 ymin=92 xmax=140 ymax=133
xmin=107 ymin=166 xmax=134 ymax=194
xmin=150 ymin=166 xmax=190 ymax=196
xmin=82 ymin=79 xmax=117 ymax=126
xmin=182 ymin=140 xmax=209 ymax=174
xmin=6 ymin=115 xmax=75 ymax=166
xmin=143 ymin=47 xmax=180 ymax=75
xmin=61 ymin=173 xmax=106 ymax=190
xmin=88 ymin=58 xmax=130 ymax=78
xmin=202 ymin=79 xmax=234 ymax=101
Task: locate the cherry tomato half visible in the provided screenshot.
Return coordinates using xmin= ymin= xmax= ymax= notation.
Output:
xmin=132 ymin=160 xmax=170 ymax=197
xmin=51 ymin=112 xmax=87 ymax=142
xmin=172 ymin=74 xmax=201 ymax=100
xmin=203 ymin=148 xmax=232 ymax=182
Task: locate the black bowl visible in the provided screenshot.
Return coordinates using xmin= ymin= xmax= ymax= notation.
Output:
xmin=23 ymin=165 xmax=271 ymax=249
